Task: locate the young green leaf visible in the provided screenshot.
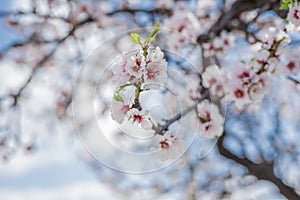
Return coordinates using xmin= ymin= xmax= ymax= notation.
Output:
xmin=116 ymin=83 xmax=132 ymax=93
xmin=144 ymin=22 xmax=161 ymax=46
xmin=279 ymin=0 xmax=295 ymax=10
xmin=113 ymin=94 xmax=124 ymax=103
xmin=130 ymin=33 xmax=142 ymax=45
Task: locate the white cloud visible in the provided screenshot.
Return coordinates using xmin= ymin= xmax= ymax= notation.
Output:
xmin=0 ymin=181 xmax=117 ymax=200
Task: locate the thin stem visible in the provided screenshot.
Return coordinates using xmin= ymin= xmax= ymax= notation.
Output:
xmin=154 ymin=90 xmax=210 ymax=135
xmin=133 ymin=82 xmax=142 ymax=110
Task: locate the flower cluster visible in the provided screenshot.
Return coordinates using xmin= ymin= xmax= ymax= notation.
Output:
xmin=111 ymin=23 xmax=168 ymax=132
xmin=197 ymin=101 xmax=224 ymax=139
xmin=111 ymin=46 xmax=167 ymax=130
xmin=203 ymin=31 xmax=235 ymax=57
xmin=222 ymin=27 xmax=289 ymax=110
xmin=113 ymin=46 xmax=167 ymax=87
xmin=201 ymin=65 xmax=224 ymax=97
xmin=163 ymin=2 xmax=200 ymax=51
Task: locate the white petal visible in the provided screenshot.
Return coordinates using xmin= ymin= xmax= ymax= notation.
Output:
xmin=141 ymin=119 xmax=152 ymax=130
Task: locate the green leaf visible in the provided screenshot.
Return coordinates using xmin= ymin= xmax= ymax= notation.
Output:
xmin=279 ymin=0 xmax=295 ymax=10
xmin=144 ymin=22 xmax=161 ymax=46
xmin=130 ymin=33 xmax=142 ymax=45
xmin=113 ymin=94 xmax=124 ymax=103
xmin=116 ymin=83 xmax=132 ymax=93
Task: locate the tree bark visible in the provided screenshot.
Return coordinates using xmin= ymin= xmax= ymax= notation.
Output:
xmin=217 ymin=133 xmax=300 ymax=199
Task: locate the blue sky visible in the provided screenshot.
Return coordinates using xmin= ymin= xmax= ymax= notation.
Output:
xmin=0 ymin=1 xmax=117 ymax=199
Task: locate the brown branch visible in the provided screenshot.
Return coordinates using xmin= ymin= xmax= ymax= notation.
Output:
xmin=288 ymin=76 xmax=300 ymax=84
xmin=197 ymin=0 xmax=282 ymax=44
xmin=154 ymin=89 xmax=210 ymax=135
xmin=10 ymin=17 xmax=94 ymax=106
xmin=107 ymin=8 xmax=172 ymax=16
xmin=0 ymin=10 xmax=68 ymax=21
xmin=217 ymin=133 xmax=300 ymax=199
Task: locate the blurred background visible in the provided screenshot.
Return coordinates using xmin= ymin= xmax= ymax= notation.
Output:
xmin=0 ymin=0 xmax=300 ymax=199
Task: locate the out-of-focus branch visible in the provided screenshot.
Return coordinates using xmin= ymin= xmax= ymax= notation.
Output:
xmin=288 ymin=76 xmax=300 ymax=84
xmin=217 ymin=133 xmax=300 ymax=199
xmin=0 ymin=10 xmax=68 ymax=21
xmin=10 ymin=17 xmax=93 ymax=107
xmin=154 ymin=89 xmax=210 ymax=135
xmin=107 ymin=8 xmax=172 ymax=16
xmin=197 ymin=0 xmax=285 ymax=44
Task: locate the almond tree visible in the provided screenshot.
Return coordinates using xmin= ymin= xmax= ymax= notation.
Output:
xmin=0 ymin=0 xmax=300 ymax=199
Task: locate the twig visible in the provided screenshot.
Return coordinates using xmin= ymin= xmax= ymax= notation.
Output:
xmin=107 ymin=8 xmax=172 ymax=16
xmin=288 ymin=76 xmax=300 ymax=84
xmin=217 ymin=132 xmax=300 ymax=199
xmin=154 ymin=89 xmax=210 ymax=135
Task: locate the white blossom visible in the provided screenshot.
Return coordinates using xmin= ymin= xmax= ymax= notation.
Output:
xmin=111 ymin=89 xmax=135 ymax=123
xmin=143 ymin=47 xmax=168 ymax=88
xmin=126 ymin=50 xmax=146 ymax=79
xmin=163 ymin=2 xmax=200 ymax=51
xmin=228 ymin=86 xmax=252 ymax=110
xmin=288 ymin=3 xmax=300 ymax=27
xmin=248 ymin=83 xmax=265 ymax=103
xmin=112 ymin=59 xmax=131 ymax=85
xmin=278 ymin=48 xmax=300 ymax=75
xmin=197 ymin=101 xmax=224 ymax=139
xmin=111 ymin=100 xmax=131 ymax=123
xmin=147 ymin=47 xmax=165 ymax=62
xmin=152 ymin=132 xmax=185 ymax=161
xmin=129 ymin=108 xmax=152 ymax=130
xmin=144 ymin=62 xmax=167 ymax=84
xmin=202 ymin=65 xmax=224 ymax=97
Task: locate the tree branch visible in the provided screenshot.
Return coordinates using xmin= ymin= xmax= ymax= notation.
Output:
xmin=154 ymin=89 xmax=210 ymax=135
xmin=217 ymin=133 xmax=300 ymax=199
xmin=10 ymin=17 xmax=93 ymax=106
xmin=197 ymin=0 xmax=283 ymax=44
xmin=107 ymin=8 xmax=172 ymax=16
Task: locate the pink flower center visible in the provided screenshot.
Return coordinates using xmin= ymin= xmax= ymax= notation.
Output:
xmin=179 ymin=38 xmax=185 ymax=43
xmin=238 ymin=71 xmax=250 ymax=79
xmin=133 ymin=114 xmax=143 ymax=123
xmin=209 ymin=78 xmax=217 ymax=85
xmin=160 ymin=140 xmax=169 ymax=149
xmin=224 ymin=38 xmax=229 ymax=46
xmin=205 ymin=125 xmax=211 ymax=131
xmin=136 ymin=59 xmax=141 ymax=66
xmin=146 ymin=68 xmax=157 ymax=80
xmin=287 ymin=61 xmax=296 ymax=71
xmin=178 ymin=25 xmax=185 ymax=32
xmin=132 ymin=65 xmax=140 ymax=72
xmin=205 ymin=111 xmax=212 ymax=121
xmin=294 ymin=9 xmax=299 ymax=20
xmin=209 ymin=44 xmax=214 ymax=51
xmin=234 ymin=89 xmax=245 ymax=98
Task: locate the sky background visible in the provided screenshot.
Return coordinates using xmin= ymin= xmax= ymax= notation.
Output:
xmin=0 ymin=0 xmax=117 ymax=199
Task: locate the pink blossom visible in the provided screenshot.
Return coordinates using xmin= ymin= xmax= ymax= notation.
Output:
xmin=227 ymin=86 xmax=251 ymax=110
xmin=197 ymin=102 xmax=224 ymax=139
xmin=111 ymin=100 xmax=131 ymax=123
xmin=288 ymin=3 xmax=300 ymax=27
xmin=202 ymin=65 xmax=224 ymax=97
xmin=126 ymin=50 xmax=146 ymax=79
xmin=129 ymin=108 xmax=152 ymax=130
xmin=152 ymin=132 xmax=185 ymax=161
